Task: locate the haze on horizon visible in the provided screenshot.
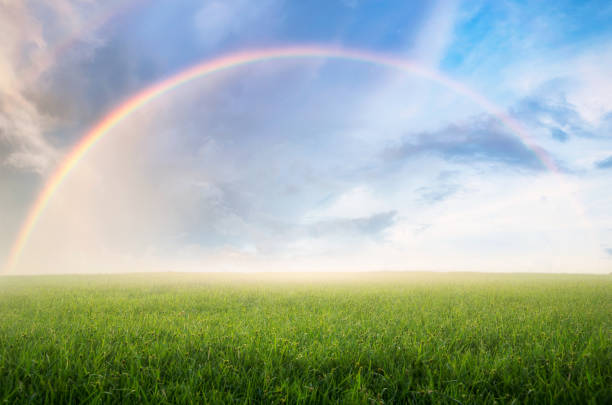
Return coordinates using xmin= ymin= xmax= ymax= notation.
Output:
xmin=1 ymin=0 xmax=612 ymax=274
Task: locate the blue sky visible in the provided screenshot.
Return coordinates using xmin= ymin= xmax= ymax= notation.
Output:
xmin=1 ymin=0 xmax=611 ymax=273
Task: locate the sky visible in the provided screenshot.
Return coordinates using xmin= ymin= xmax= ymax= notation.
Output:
xmin=1 ymin=0 xmax=612 ymax=274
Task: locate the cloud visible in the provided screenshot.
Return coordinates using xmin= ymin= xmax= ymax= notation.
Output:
xmin=0 ymin=92 xmax=57 ymax=173
xmin=383 ymin=117 xmax=545 ymax=170
xmin=307 ymin=186 xmax=388 ymax=220
xmin=0 ymin=2 xmax=54 ymax=173
xmin=0 ymin=1 xmax=119 ymax=173
xmin=510 ymin=85 xmax=594 ymax=142
xmin=551 ymin=128 xmax=569 ymax=142
xmin=595 ymin=156 xmax=612 ymax=169
xmin=307 ymin=211 xmax=397 ymax=238
xmin=410 ymin=0 xmax=459 ymax=66
xmin=416 ymin=183 xmax=460 ymax=204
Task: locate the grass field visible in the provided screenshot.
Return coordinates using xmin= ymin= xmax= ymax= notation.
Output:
xmin=0 ymin=272 xmax=610 ymax=404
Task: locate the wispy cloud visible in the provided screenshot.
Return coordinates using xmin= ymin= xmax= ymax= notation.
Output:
xmin=307 ymin=211 xmax=397 ymax=238
xmin=193 ymin=0 xmax=282 ymax=49
xmin=410 ymin=0 xmax=459 ymax=66
xmin=416 ymin=183 xmax=460 ymax=204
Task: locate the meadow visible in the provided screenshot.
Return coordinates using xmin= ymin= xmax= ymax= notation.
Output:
xmin=0 ymin=272 xmax=610 ymax=404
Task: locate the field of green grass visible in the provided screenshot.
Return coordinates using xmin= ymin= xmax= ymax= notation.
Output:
xmin=0 ymin=272 xmax=610 ymax=404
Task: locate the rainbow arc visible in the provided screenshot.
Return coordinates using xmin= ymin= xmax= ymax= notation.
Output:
xmin=5 ymin=46 xmax=568 ymax=272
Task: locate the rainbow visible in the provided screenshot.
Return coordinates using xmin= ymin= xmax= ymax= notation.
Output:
xmin=4 ymin=45 xmax=560 ymax=272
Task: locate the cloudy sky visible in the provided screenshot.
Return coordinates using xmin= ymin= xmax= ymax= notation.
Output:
xmin=1 ymin=0 xmax=612 ymax=273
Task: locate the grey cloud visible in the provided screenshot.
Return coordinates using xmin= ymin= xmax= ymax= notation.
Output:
xmin=551 ymin=127 xmax=569 ymax=142
xmin=0 ymin=2 xmax=52 ymax=173
xmin=384 ymin=118 xmax=544 ymax=170
xmin=595 ymin=156 xmax=612 ymax=169
xmin=383 ymin=85 xmax=608 ymax=175
xmin=307 ymin=211 xmax=397 ymax=238
xmin=0 ymin=93 xmax=56 ymax=173
xmin=214 ymin=210 xmax=397 ymax=253
xmin=416 ymin=183 xmax=459 ymax=204
xmin=0 ymin=1 xmax=115 ymax=173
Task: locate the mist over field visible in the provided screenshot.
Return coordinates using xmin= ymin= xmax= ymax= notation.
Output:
xmin=1 ymin=272 xmax=611 ymax=403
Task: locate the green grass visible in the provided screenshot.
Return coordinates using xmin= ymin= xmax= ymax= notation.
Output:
xmin=0 ymin=272 xmax=610 ymax=404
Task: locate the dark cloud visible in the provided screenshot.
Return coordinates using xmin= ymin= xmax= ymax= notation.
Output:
xmin=383 ymin=118 xmax=545 ymax=170
xmin=595 ymin=156 xmax=612 ymax=169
